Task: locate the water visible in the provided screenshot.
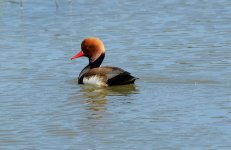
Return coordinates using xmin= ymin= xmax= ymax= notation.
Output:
xmin=0 ymin=0 xmax=231 ymax=149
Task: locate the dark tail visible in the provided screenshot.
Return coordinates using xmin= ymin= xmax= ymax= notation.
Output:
xmin=107 ymin=74 xmax=138 ymax=86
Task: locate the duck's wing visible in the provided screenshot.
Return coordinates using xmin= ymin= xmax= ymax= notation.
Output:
xmin=85 ymin=66 xmax=137 ymax=86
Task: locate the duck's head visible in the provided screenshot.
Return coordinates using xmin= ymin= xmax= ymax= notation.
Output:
xmin=71 ymin=37 xmax=105 ymax=63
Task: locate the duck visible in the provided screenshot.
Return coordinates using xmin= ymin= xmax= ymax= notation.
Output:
xmin=71 ymin=37 xmax=138 ymax=86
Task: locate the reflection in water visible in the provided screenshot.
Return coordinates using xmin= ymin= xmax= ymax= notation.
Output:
xmin=80 ymin=84 xmax=138 ymax=119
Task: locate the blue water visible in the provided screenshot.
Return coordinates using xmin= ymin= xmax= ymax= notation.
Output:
xmin=0 ymin=0 xmax=231 ymax=149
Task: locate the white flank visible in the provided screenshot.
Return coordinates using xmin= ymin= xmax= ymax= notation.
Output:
xmin=83 ymin=76 xmax=107 ymax=86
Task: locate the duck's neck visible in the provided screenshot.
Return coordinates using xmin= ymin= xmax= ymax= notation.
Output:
xmin=89 ymin=53 xmax=105 ymax=68
xmin=78 ymin=53 xmax=105 ymax=84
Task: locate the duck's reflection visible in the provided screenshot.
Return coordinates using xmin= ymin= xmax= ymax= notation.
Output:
xmin=80 ymin=84 xmax=138 ymax=119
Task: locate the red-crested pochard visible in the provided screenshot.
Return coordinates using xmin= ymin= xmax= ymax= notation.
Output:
xmin=71 ymin=37 xmax=138 ymax=86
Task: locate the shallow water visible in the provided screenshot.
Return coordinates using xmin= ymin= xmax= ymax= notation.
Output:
xmin=0 ymin=0 xmax=231 ymax=149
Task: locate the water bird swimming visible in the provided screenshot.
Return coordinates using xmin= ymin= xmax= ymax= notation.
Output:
xmin=71 ymin=37 xmax=137 ymax=86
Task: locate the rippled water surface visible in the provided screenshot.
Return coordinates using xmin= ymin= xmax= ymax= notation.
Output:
xmin=0 ymin=0 xmax=231 ymax=149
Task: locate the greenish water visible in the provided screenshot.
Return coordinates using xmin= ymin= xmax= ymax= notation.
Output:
xmin=0 ymin=0 xmax=230 ymax=149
